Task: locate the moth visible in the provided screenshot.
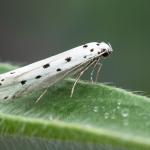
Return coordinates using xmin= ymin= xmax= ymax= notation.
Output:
xmin=0 ymin=42 xmax=113 ymax=101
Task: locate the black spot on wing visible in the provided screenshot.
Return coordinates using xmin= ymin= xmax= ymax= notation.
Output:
xmin=57 ymin=68 xmax=61 ymax=72
xmin=1 ymin=79 xmax=4 ymax=81
xmin=96 ymin=43 xmax=100 ymax=46
xmin=35 ymin=75 xmax=42 ymax=79
xmin=83 ymin=56 xmax=87 ymax=58
xmin=43 ymin=63 xmax=50 ymax=69
xmin=4 ymin=96 xmax=8 ymax=100
xmin=90 ymin=49 xmax=94 ymax=52
xmin=10 ymin=72 xmax=15 ymax=74
xmin=21 ymin=80 xmax=27 ymax=85
xmin=65 ymin=57 xmax=72 ymax=62
xmin=83 ymin=44 xmax=88 ymax=48
xmin=0 ymin=83 xmax=2 ymax=86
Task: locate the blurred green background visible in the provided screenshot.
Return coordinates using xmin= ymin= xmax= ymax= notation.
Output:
xmin=0 ymin=0 xmax=150 ymax=94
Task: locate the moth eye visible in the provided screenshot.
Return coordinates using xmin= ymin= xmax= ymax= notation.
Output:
xmin=102 ymin=52 xmax=109 ymax=57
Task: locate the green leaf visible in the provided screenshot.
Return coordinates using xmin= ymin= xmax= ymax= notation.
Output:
xmin=0 ymin=63 xmax=150 ymax=150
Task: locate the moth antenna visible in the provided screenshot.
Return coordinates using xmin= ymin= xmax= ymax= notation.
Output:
xmin=108 ymin=42 xmax=113 ymax=51
xmin=35 ymin=88 xmax=48 ymax=103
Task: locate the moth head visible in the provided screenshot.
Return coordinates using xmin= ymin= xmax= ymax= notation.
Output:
xmin=99 ymin=42 xmax=113 ymax=57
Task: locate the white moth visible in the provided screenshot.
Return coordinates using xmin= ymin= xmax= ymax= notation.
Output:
xmin=0 ymin=42 xmax=113 ymax=101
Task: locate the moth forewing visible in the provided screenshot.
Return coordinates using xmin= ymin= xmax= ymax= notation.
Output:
xmin=0 ymin=42 xmax=112 ymax=101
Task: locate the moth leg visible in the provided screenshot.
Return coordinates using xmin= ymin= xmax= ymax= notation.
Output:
xmin=70 ymin=70 xmax=84 ymax=98
xmin=72 ymin=61 xmax=92 ymax=77
xmin=95 ymin=63 xmax=102 ymax=82
xmin=35 ymin=88 xmax=48 ymax=103
xmin=34 ymin=60 xmax=93 ymax=102
xmin=90 ymin=59 xmax=99 ymax=83
xmin=70 ymin=60 xmax=97 ymax=98
xmin=34 ymin=61 xmax=92 ymax=102
xmin=90 ymin=57 xmax=101 ymax=83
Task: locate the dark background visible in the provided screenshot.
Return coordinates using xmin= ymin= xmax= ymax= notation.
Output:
xmin=0 ymin=0 xmax=150 ymax=94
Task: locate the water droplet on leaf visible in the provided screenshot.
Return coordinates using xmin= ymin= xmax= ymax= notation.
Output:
xmin=104 ymin=112 xmax=109 ymax=119
xmin=93 ymin=106 xmax=98 ymax=112
xmin=121 ymin=109 xmax=129 ymax=118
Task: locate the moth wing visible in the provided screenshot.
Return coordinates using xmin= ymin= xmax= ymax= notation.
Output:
xmin=0 ymin=62 xmax=85 ymax=101
xmin=11 ymin=63 xmax=86 ymax=98
xmin=0 ymin=83 xmax=21 ymax=100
